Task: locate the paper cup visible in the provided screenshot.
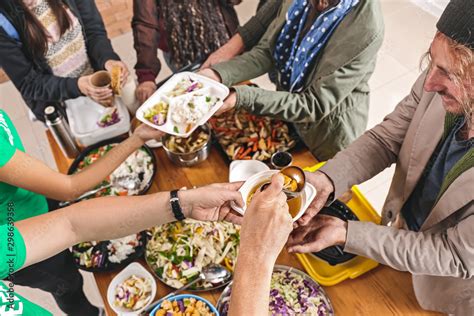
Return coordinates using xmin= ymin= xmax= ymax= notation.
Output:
xmin=90 ymin=70 xmax=111 ymax=87
xmin=90 ymin=70 xmax=114 ymax=107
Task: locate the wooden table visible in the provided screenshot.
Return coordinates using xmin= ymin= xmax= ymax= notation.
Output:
xmin=46 ymin=131 xmax=440 ymax=315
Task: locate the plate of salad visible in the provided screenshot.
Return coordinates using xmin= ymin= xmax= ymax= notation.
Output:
xmin=145 ymin=219 xmax=240 ymax=290
xmin=71 ymin=232 xmax=148 ymax=272
xmin=217 ymin=265 xmax=334 ymax=315
xmin=67 ymin=137 xmax=157 ymax=198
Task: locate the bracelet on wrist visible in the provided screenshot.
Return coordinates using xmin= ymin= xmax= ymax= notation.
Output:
xmin=170 ymin=190 xmax=186 ymax=221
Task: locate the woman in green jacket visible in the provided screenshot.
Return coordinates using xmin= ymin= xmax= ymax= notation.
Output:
xmin=201 ymin=0 xmax=384 ymax=160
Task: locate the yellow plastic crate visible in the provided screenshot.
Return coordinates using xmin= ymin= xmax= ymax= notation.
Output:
xmin=297 ymin=163 xmax=381 ymax=286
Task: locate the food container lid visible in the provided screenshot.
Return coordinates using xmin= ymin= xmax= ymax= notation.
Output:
xmin=65 ymin=96 xmax=130 ymax=147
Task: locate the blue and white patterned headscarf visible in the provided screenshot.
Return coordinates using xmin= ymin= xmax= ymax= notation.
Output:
xmin=273 ymin=0 xmax=359 ymax=92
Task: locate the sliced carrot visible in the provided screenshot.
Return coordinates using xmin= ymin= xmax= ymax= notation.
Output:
xmin=252 ymin=142 xmax=258 ymax=152
xmin=239 ymin=147 xmax=252 ymax=159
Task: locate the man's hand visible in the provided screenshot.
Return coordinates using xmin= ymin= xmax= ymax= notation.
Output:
xmin=198 ymin=69 xmax=236 ymax=115
xmin=287 ymin=215 xmax=348 ymax=253
xmin=104 ymin=60 xmax=129 ymax=86
xmin=297 ymin=171 xmax=335 ymax=226
xmin=240 ymin=174 xmax=294 ymax=262
xmin=201 ymin=34 xmax=245 ymax=69
xmin=180 ymin=182 xmax=244 ymax=224
xmin=216 ymin=90 xmax=237 ymax=116
xmin=136 ymin=81 xmax=157 ymax=104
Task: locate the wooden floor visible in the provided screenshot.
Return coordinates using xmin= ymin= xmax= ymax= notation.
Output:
xmin=0 ymin=0 xmax=133 ymax=84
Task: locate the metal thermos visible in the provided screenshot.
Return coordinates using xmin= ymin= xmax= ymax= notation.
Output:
xmin=44 ymin=106 xmax=79 ymax=158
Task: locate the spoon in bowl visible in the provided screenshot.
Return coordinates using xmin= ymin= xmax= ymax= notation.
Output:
xmin=280 ymin=166 xmax=306 ymax=199
xmin=59 ymin=174 xmax=143 ymax=207
xmin=259 ymin=166 xmax=306 ymax=199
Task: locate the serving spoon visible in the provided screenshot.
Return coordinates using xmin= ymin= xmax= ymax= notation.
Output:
xmin=59 ymin=174 xmax=143 ymax=207
xmin=260 ymin=166 xmax=306 ymax=199
xmin=141 ymin=264 xmax=231 ymax=314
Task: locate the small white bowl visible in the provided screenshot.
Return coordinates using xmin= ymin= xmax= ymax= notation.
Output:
xmin=229 ymin=160 xmax=270 ymax=182
xmin=231 ymin=170 xmax=317 ymax=222
xmin=107 ymin=262 xmax=157 ymax=315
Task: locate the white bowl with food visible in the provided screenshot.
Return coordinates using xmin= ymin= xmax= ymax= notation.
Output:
xmin=228 ymin=160 xmax=270 ymax=182
xmin=231 ymin=170 xmax=316 ymax=222
xmin=107 ymin=262 xmax=156 ymax=315
xmin=136 ymin=72 xmax=229 ymax=138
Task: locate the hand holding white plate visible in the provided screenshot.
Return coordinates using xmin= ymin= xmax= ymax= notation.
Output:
xmin=136 ymin=72 xmax=229 ymax=138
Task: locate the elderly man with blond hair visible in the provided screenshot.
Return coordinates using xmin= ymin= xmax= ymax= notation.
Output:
xmin=286 ymin=0 xmax=473 ymax=314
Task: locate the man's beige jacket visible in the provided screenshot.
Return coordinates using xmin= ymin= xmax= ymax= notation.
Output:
xmin=320 ymin=72 xmax=473 ymax=315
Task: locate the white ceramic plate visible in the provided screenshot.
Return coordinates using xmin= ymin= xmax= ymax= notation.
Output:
xmin=136 ymin=72 xmax=229 ymax=138
xmin=228 ymin=160 xmax=270 ymax=182
xmin=107 ymin=262 xmax=157 ymax=315
xmin=230 ymin=170 xmax=317 ymax=222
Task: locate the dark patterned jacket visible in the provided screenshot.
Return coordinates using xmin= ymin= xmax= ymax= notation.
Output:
xmin=0 ymin=0 xmax=119 ymax=122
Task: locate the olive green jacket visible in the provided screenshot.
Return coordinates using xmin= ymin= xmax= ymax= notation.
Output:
xmin=212 ymin=0 xmax=384 ymax=160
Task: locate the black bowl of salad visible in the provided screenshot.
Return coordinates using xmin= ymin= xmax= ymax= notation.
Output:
xmin=67 ymin=136 xmax=157 ymax=271
xmin=67 ymin=136 xmax=157 ymax=197
xmin=71 ymin=231 xmax=149 ymax=272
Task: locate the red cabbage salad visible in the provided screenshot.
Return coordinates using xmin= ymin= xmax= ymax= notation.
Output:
xmin=219 ymin=268 xmax=333 ymax=315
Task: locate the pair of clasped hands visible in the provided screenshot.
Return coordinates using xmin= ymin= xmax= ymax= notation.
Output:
xmin=238 ymin=172 xmax=349 ymax=264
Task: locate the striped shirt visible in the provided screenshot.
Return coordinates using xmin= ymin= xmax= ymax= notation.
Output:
xmin=25 ymin=0 xmax=93 ymax=78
